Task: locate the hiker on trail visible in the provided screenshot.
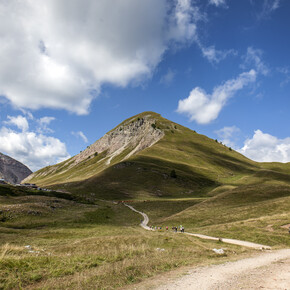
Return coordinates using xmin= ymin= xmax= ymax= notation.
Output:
xmin=181 ymin=226 xmax=185 ymax=233
xmin=166 ymin=226 xmax=168 ymax=231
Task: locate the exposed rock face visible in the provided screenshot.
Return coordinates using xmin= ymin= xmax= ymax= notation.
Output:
xmin=23 ymin=112 xmax=165 ymax=184
xmin=72 ymin=113 xmax=164 ymax=166
xmin=0 ymin=153 xmax=32 ymax=184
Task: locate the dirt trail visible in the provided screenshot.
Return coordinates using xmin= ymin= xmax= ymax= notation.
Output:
xmin=124 ymin=203 xmax=152 ymax=231
xmin=124 ymin=203 xmax=271 ymax=249
xmin=153 ymin=249 xmax=290 ymax=290
xmin=184 ymin=232 xmax=271 ymax=250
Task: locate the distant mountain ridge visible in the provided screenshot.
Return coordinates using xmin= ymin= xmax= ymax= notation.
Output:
xmin=0 ymin=153 xmax=32 ymax=184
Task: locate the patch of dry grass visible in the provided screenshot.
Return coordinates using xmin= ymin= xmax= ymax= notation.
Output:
xmin=0 ymin=231 xmax=248 ymax=289
xmin=0 ymin=192 xmax=250 ymax=289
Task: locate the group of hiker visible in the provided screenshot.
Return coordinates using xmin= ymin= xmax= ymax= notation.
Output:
xmin=172 ymin=226 xmax=185 ymax=233
xmin=150 ymin=225 xmax=185 ymax=232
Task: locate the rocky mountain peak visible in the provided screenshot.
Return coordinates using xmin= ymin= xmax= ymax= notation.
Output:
xmin=0 ymin=153 xmax=32 ymax=184
xmin=72 ymin=112 xmax=164 ymax=166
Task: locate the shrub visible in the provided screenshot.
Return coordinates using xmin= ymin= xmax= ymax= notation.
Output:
xmin=151 ymin=123 xmax=156 ymax=129
xmin=170 ymin=170 xmax=177 ymax=178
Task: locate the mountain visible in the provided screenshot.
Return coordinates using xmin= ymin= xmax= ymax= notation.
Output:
xmin=0 ymin=153 xmax=32 ymax=184
xmin=24 ymin=111 xmax=290 ymax=200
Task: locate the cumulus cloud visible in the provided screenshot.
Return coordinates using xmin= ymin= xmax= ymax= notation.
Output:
xmin=209 ymin=0 xmax=227 ymax=7
xmin=4 ymin=115 xmax=29 ymax=132
xmin=0 ymin=115 xmax=70 ymax=171
xmin=200 ymin=45 xmax=237 ymax=63
xmin=238 ymin=130 xmax=290 ymax=163
xmin=242 ymin=47 xmax=269 ymax=76
xmin=0 ymin=0 xmax=201 ymax=114
xmin=177 ymin=69 xmax=257 ymax=124
xmin=72 ymin=131 xmax=88 ymax=143
xmin=169 ymin=0 xmax=203 ymax=42
xmin=215 ymin=126 xmax=240 ymax=147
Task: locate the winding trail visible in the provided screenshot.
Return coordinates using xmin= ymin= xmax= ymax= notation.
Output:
xmin=123 ymin=204 xmax=290 ymax=290
xmin=124 ymin=203 xmax=152 ymax=231
xmin=124 ymin=203 xmax=271 ymax=249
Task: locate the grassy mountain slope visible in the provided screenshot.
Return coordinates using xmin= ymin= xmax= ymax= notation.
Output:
xmin=25 ymin=111 xmax=274 ymax=200
xmin=159 ymin=183 xmax=290 ymax=247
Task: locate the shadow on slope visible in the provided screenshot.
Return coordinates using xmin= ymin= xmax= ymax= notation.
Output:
xmin=51 ymin=156 xmax=219 ymax=201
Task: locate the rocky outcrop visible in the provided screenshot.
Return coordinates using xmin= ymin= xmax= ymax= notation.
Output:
xmin=24 ymin=112 xmax=165 ymax=184
xmin=71 ymin=113 xmax=164 ymax=166
xmin=0 ymin=153 xmax=32 ymax=184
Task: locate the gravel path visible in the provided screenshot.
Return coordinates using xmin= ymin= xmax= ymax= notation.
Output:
xmin=154 ymin=248 xmax=290 ymax=290
xmin=124 ymin=203 xmax=271 ymax=249
xmin=124 ymin=203 xmax=152 ymax=230
xmin=124 ymin=204 xmax=287 ymax=290
xmin=184 ymin=232 xmax=271 ymax=250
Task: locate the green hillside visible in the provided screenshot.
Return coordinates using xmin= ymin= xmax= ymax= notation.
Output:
xmin=25 ymin=111 xmax=277 ymax=200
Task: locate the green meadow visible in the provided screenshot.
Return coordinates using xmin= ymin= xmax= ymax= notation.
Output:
xmin=2 ymin=112 xmax=290 ymax=288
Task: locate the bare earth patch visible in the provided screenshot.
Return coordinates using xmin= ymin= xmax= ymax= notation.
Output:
xmin=281 ymin=223 xmax=290 ymax=229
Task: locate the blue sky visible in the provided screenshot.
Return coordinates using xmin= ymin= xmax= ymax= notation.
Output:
xmin=0 ymin=0 xmax=290 ymax=171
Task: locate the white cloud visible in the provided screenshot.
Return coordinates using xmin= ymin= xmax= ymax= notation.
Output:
xmin=39 ymin=117 xmax=55 ymax=126
xmin=258 ymin=0 xmax=281 ymax=19
xmin=209 ymin=0 xmax=227 ymax=7
xmin=243 ymin=47 xmax=269 ymax=76
xmin=0 ymin=0 xmax=201 ymax=114
xmin=238 ymin=130 xmax=290 ymax=163
xmin=200 ymin=45 xmax=237 ymax=63
xmin=215 ymin=126 xmax=240 ymax=147
xmin=169 ymin=0 xmax=203 ymax=42
xmin=0 ymin=115 xmax=70 ymax=171
xmin=4 ymin=115 xmax=29 ymax=132
xmin=37 ymin=116 xmax=56 ymax=133
xmin=177 ymin=69 xmax=257 ymax=124
xmin=160 ymin=69 xmax=175 ymax=86
xmin=72 ymin=131 xmax=88 ymax=143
